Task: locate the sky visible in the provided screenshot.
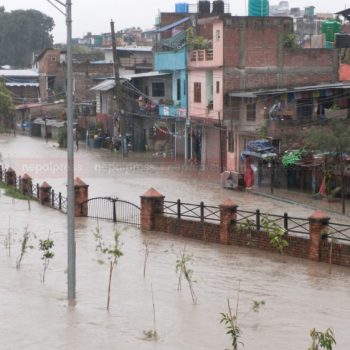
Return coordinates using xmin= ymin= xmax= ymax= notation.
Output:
xmin=0 ymin=0 xmax=347 ymax=43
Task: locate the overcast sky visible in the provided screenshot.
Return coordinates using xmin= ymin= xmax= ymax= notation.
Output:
xmin=0 ymin=0 xmax=346 ymax=43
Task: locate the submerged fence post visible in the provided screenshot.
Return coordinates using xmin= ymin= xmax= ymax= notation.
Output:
xmin=74 ymin=178 xmax=89 ymax=217
xmin=39 ymin=182 xmax=52 ymax=205
xmin=308 ymin=211 xmax=330 ymax=261
xmin=5 ymin=167 xmax=16 ymax=187
xmin=21 ymin=174 xmax=32 ymax=196
xmin=219 ymin=199 xmax=238 ymax=245
xmin=177 ymin=199 xmax=181 ymax=219
xmin=112 ymin=199 xmax=117 ymax=223
xmin=140 ymin=188 xmax=164 ymax=231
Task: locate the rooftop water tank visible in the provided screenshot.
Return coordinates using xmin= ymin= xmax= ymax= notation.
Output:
xmin=304 ymin=6 xmax=315 ymax=18
xmin=175 ymin=3 xmax=189 ymax=13
xmin=212 ymin=0 xmax=225 ymax=15
xmin=248 ymin=0 xmax=269 ymax=16
xmin=321 ymin=19 xmax=341 ymax=42
xmin=198 ymin=0 xmax=211 ymax=15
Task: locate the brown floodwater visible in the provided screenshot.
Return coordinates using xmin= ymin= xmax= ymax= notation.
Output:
xmin=0 ymin=135 xmax=349 ymax=349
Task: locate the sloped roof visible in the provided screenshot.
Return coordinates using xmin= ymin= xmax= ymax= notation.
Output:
xmin=145 ymin=17 xmax=191 ymax=34
xmin=0 ymin=69 xmax=39 ymax=77
xmin=91 ymin=71 xmax=171 ymax=91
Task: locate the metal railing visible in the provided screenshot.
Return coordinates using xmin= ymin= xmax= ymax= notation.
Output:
xmin=163 ymin=199 xmax=350 ymax=242
xmin=164 ymin=200 xmax=220 ymax=223
xmin=0 ymin=165 xmax=67 ymax=213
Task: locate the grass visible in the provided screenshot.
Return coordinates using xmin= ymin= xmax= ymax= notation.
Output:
xmin=0 ymin=182 xmax=30 ymax=200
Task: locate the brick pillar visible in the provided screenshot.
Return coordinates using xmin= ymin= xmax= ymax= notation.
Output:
xmin=140 ymin=188 xmax=164 ymax=231
xmin=308 ymin=211 xmax=330 ymax=261
xmin=21 ymin=173 xmax=33 ymax=195
xmin=74 ymin=177 xmax=89 ymax=217
xmin=5 ymin=167 xmax=16 ymax=186
xmin=219 ymin=199 xmax=238 ymax=244
xmin=39 ymin=181 xmax=52 ymax=205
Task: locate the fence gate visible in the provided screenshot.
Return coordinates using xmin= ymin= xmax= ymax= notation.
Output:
xmin=81 ymin=197 xmax=140 ymax=226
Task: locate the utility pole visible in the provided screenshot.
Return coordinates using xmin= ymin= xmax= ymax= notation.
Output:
xmin=66 ymin=0 xmax=76 ymax=306
xmin=45 ymin=0 xmax=75 ymax=307
xmin=110 ymin=20 xmax=127 ymax=157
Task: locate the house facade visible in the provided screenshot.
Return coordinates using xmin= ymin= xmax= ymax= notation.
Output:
xmin=188 ymin=15 xmax=341 ymax=172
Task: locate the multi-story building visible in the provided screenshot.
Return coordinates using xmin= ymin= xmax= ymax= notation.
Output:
xmin=188 ymin=11 xmax=343 ymax=173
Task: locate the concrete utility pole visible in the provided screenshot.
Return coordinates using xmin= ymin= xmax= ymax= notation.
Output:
xmin=66 ymin=0 xmax=76 ymax=305
xmin=46 ymin=0 xmax=76 ymax=306
xmin=110 ymin=20 xmax=127 ymax=157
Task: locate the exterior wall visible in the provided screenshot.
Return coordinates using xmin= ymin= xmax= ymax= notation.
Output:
xmin=154 ymin=49 xmax=187 ymax=71
xmin=204 ymin=127 xmax=220 ymax=169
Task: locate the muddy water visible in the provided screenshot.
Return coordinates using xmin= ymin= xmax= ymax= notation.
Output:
xmin=0 ymin=135 xmax=348 ymax=221
xmin=0 ymin=135 xmax=350 ymax=349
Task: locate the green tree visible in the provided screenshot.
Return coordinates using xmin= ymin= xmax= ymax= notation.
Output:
xmin=0 ymin=8 xmax=54 ymax=67
xmin=308 ymin=119 xmax=350 ymax=214
xmin=0 ymin=77 xmax=15 ymax=129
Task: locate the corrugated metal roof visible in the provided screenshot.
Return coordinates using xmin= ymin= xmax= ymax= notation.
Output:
xmin=104 ymin=46 xmax=153 ymax=52
xmin=6 ymin=82 xmax=39 ymax=87
xmin=229 ymin=82 xmax=350 ymax=98
xmin=145 ymin=17 xmax=191 ymax=34
xmin=91 ymin=71 xmax=171 ymax=91
xmin=123 ymin=71 xmax=171 ymax=80
xmin=0 ymin=69 xmax=39 ymax=77
xmin=91 ymin=79 xmax=115 ymax=91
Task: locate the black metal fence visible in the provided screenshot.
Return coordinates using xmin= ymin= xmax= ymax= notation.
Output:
xmin=0 ymin=166 xmax=67 ymax=213
xmin=81 ymin=197 xmax=140 ymax=226
xmin=164 ymin=199 xmax=350 ymax=242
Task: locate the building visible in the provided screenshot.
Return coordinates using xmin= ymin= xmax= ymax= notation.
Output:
xmin=0 ymin=69 xmax=40 ymax=104
xmin=187 ymin=13 xmax=341 ymax=173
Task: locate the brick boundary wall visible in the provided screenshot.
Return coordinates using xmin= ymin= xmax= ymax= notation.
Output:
xmin=141 ymin=188 xmax=350 ymax=268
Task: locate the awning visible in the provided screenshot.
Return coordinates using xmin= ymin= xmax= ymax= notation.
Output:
xmin=91 ymin=72 xmax=171 ymax=91
xmin=229 ymin=82 xmax=350 ymax=98
xmin=6 ymin=82 xmax=39 ymax=87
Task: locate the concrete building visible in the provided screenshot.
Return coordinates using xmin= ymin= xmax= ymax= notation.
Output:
xmin=187 ymin=14 xmax=342 ymax=173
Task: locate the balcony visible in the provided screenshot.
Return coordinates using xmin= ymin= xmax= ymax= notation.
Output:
xmin=159 ymin=104 xmax=186 ymax=120
xmin=190 ymin=49 xmax=213 ymax=62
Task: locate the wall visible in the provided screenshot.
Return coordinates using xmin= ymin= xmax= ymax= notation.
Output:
xmin=152 ymin=214 xmax=350 ymax=268
xmin=154 ymin=48 xmax=187 ymax=71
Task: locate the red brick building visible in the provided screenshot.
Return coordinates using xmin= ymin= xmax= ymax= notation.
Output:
xmin=188 ymin=14 xmax=346 ymax=172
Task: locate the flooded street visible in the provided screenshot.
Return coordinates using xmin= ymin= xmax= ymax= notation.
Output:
xmin=1 ymin=134 xmax=349 ymax=221
xmin=1 ymin=135 xmax=350 ymax=349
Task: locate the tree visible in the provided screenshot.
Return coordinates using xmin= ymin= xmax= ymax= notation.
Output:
xmin=307 ymin=119 xmax=350 ymax=214
xmin=0 ymin=8 xmax=54 ymax=67
xmin=0 ymin=77 xmax=15 ymax=129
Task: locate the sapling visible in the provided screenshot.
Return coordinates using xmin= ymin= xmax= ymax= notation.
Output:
xmin=143 ymin=283 xmax=158 ymax=340
xmin=94 ymin=225 xmax=123 ymax=310
xmin=309 ymin=328 xmax=336 ymax=350
xmin=16 ymin=225 xmax=34 ymax=269
xmin=4 ymin=216 xmax=13 ymax=257
xmin=261 ymin=216 xmax=288 ymax=254
xmin=176 ymin=245 xmax=197 ymax=304
xmin=39 ymin=236 xmax=55 ymax=283
xmin=220 ymin=284 xmax=265 ymax=350
xmin=143 ymin=240 xmax=150 ymax=278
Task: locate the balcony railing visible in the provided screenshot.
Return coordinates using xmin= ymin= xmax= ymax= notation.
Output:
xmin=190 ymin=49 xmax=213 ymax=62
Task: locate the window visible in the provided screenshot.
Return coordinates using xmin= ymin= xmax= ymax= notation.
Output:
xmin=50 ymin=56 xmax=57 ymax=62
xmin=216 ymin=81 xmax=220 ymax=94
xmin=152 ymin=82 xmax=165 ymax=97
xmin=228 ymin=131 xmax=234 ymax=153
xmin=194 ymin=82 xmax=201 ymax=103
xmin=247 ymin=101 xmax=256 ymax=121
xmin=177 ymin=79 xmax=181 ymax=101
